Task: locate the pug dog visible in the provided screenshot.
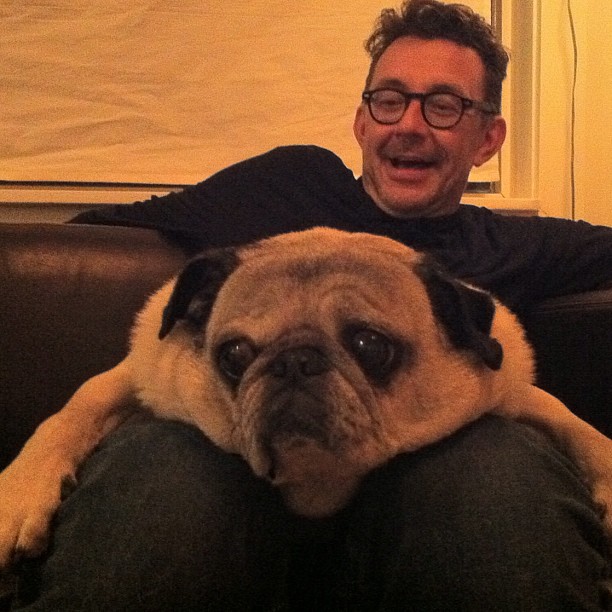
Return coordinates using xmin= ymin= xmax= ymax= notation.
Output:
xmin=1 ymin=227 xmax=611 ymax=568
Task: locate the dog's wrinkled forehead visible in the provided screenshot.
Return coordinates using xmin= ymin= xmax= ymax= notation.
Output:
xmin=245 ymin=228 xmax=422 ymax=268
xmin=204 ymin=229 xmax=430 ymax=339
xmin=158 ymin=228 xmax=425 ymax=341
xmin=236 ymin=229 xmax=422 ymax=287
xmin=245 ymin=249 xmax=405 ymax=287
xmin=236 ymin=230 xmax=422 ymax=293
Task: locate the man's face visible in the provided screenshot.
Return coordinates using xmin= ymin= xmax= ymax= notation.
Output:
xmin=353 ymin=36 xmax=506 ymax=218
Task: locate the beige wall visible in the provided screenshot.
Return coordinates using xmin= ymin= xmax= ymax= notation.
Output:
xmin=572 ymin=1 xmax=612 ymax=226
xmin=539 ymin=0 xmax=612 ymax=226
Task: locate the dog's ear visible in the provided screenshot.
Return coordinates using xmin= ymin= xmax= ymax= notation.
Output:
xmin=158 ymin=248 xmax=240 ymax=340
xmin=416 ymin=260 xmax=503 ymax=370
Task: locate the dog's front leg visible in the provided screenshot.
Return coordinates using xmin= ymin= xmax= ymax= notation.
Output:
xmin=496 ymin=384 xmax=612 ymax=541
xmin=0 ymin=361 xmax=136 ymax=570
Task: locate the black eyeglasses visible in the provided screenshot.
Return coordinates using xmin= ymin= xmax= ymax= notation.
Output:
xmin=362 ymin=88 xmax=498 ymax=129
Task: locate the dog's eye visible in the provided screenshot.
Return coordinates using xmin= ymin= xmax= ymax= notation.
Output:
xmin=217 ymin=339 xmax=257 ymax=383
xmin=347 ymin=328 xmax=398 ymax=381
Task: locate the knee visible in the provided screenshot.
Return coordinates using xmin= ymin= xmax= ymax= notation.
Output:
xmin=360 ymin=415 xmax=602 ymax=535
xmin=64 ymin=417 xmax=284 ymax=532
xmin=56 ymin=418 xmax=288 ymax=574
xmin=344 ymin=416 xmax=610 ymax=610
xmin=381 ymin=414 xmax=591 ymax=508
xmin=17 ymin=419 xmax=291 ymax=611
xmin=84 ymin=416 xmax=227 ymax=470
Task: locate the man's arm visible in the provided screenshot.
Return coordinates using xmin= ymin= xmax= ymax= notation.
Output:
xmin=68 ymin=145 xmax=360 ymax=253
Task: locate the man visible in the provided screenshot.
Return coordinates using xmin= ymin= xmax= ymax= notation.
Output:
xmin=6 ymin=1 xmax=612 ymax=610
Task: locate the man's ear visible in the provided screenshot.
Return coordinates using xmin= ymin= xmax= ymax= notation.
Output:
xmin=473 ymin=115 xmax=506 ymax=167
xmin=353 ymin=104 xmax=367 ymax=148
xmin=158 ymin=248 xmax=240 ymax=340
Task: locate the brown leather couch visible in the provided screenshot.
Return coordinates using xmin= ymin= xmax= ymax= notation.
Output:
xmin=0 ymin=221 xmax=611 ymax=607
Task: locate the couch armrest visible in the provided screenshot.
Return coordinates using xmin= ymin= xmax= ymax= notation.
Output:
xmin=0 ymin=223 xmax=187 ymax=470
xmin=523 ymin=288 xmax=612 ymax=438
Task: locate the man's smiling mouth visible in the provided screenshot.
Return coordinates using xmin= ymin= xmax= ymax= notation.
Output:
xmin=389 ymin=157 xmax=435 ymax=170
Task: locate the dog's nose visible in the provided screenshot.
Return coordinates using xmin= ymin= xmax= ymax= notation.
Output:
xmin=268 ymin=347 xmax=330 ymax=379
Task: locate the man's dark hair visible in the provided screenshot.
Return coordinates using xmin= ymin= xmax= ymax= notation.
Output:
xmin=364 ymin=0 xmax=509 ymax=112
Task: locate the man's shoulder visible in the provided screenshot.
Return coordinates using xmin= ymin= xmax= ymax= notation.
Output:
xmin=201 ymin=145 xmax=358 ymax=203
xmin=265 ymin=144 xmax=347 ymax=163
xmin=249 ymin=145 xmax=353 ymax=178
xmin=451 ymin=204 xmax=559 ymax=250
xmin=203 ymin=145 xmax=352 ymax=189
xmin=456 ymin=203 xmax=612 ymax=256
xmin=456 ymin=204 xmax=545 ymax=231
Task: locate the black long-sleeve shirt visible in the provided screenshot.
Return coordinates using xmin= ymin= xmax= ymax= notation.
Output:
xmin=71 ymin=145 xmax=612 ymax=313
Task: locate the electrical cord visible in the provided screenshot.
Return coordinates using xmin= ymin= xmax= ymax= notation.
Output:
xmin=567 ymin=0 xmax=578 ymax=219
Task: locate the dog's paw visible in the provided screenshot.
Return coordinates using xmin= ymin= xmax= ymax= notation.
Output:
xmin=0 ymin=460 xmax=75 ymax=570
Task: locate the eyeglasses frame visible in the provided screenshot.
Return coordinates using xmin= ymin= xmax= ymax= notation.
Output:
xmin=361 ymin=88 xmax=499 ymax=130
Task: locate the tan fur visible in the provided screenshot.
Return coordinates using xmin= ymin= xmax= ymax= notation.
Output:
xmin=1 ymin=227 xmax=611 ymax=568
